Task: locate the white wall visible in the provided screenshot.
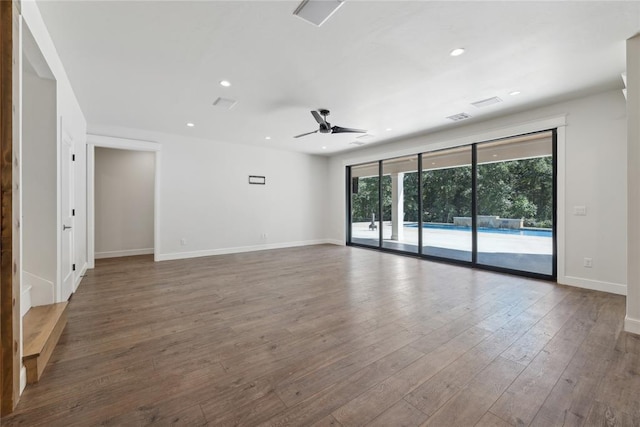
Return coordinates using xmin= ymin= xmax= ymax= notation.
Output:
xmin=22 ymin=60 xmax=57 ymax=305
xmin=95 ymin=147 xmax=154 ymax=258
xmin=88 ymin=127 xmax=329 ymax=260
xmin=328 ymin=89 xmax=628 ymax=295
xmin=626 ymin=34 xmax=640 ymax=334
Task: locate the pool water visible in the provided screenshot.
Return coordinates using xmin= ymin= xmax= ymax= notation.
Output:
xmin=405 ymin=223 xmax=552 ymax=237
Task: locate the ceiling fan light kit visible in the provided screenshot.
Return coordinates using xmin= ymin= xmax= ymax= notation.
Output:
xmin=294 ymin=109 xmax=367 ymax=139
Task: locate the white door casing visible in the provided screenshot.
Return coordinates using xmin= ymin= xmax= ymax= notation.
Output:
xmin=60 ymin=130 xmax=74 ymax=301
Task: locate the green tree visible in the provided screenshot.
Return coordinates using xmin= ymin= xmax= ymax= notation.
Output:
xmin=350 ymin=155 xmax=553 ymax=228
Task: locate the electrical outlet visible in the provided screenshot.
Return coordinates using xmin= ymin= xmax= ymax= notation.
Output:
xmin=574 ymin=206 xmax=587 ymax=216
xmin=180 ymin=238 xmax=187 ymax=246
xmin=584 ymin=257 xmax=593 ymax=268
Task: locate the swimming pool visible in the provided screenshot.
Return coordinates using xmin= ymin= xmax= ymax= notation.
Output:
xmin=405 ymin=223 xmax=552 ymax=237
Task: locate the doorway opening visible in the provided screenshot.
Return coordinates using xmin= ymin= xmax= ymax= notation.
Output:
xmin=21 ymin=22 xmax=58 ymax=312
xmin=94 ymin=147 xmax=155 ymax=260
xmin=87 ymin=135 xmax=161 ymax=268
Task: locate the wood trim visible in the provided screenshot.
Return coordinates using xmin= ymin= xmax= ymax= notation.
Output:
xmin=1 ymin=0 xmax=18 ymax=415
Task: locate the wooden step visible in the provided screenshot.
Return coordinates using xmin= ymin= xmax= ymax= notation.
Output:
xmin=22 ymin=302 xmax=68 ymax=384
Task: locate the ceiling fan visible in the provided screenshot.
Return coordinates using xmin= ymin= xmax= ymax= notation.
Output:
xmin=294 ymin=109 xmax=366 ymax=138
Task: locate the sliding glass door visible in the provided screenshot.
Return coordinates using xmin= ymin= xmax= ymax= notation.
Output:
xmin=350 ymin=162 xmax=380 ymax=248
xmin=476 ymin=132 xmax=554 ymax=276
xmin=382 ymin=156 xmax=419 ymax=253
xmin=422 ymin=147 xmax=472 ymax=262
xmin=347 ymin=130 xmax=556 ymax=280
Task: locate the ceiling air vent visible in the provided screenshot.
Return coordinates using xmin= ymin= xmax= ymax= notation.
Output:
xmin=356 ymin=134 xmax=375 ymax=141
xmin=471 ymin=96 xmax=502 ymax=108
xmin=293 ymin=0 xmax=344 ymax=27
xmin=350 ymin=141 xmax=366 ymax=146
xmin=447 ymin=112 xmax=472 ymax=122
xmin=212 ymin=97 xmax=237 ymax=110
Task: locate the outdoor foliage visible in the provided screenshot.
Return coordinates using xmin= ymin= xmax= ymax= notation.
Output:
xmin=351 ymin=156 xmax=553 ymax=228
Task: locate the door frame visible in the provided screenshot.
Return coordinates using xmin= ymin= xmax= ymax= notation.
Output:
xmin=86 ymin=134 xmax=161 ymax=268
xmin=59 ymin=123 xmax=74 ymax=301
xmin=344 ymin=116 xmax=567 ymax=282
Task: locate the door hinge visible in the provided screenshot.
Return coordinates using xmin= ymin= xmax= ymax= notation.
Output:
xmin=72 ymin=264 xmax=76 ymax=271
xmin=72 ymin=209 xmax=75 ymax=216
xmin=72 ymin=154 xmax=75 ymax=161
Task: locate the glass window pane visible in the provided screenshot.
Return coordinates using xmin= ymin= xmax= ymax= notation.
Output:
xmin=476 ymin=131 xmax=554 ymax=275
xmin=421 ymin=146 xmax=472 ymax=262
xmin=381 ymin=156 xmax=419 ymax=253
xmin=350 ymin=162 xmax=380 ymax=247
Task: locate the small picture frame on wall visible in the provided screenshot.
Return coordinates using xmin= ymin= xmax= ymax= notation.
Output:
xmin=249 ymin=175 xmax=266 ymax=185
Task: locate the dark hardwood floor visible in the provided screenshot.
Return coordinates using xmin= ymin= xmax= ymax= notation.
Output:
xmin=2 ymin=245 xmax=639 ymax=426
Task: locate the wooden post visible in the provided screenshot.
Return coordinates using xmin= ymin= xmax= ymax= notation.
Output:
xmin=1 ymin=0 xmax=19 ymax=415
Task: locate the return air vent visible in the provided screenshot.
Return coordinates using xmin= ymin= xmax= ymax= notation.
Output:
xmin=447 ymin=112 xmax=472 ymax=122
xmin=212 ymin=97 xmax=237 ymax=110
xmin=471 ymin=96 xmax=502 ymax=108
xmin=293 ymin=0 xmax=344 ymax=27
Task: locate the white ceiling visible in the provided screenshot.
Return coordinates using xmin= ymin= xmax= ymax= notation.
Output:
xmin=35 ymin=1 xmax=639 ymax=155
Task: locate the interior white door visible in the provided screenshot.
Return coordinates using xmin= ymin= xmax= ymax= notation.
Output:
xmin=60 ymin=133 xmax=74 ymax=301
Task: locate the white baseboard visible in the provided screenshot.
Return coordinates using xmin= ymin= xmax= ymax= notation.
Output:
xmin=23 ymin=271 xmax=55 ymax=307
xmin=625 ymin=316 xmax=640 ymax=335
xmin=20 ymin=366 xmax=26 ymax=395
xmin=21 ymin=285 xmax=32 ymax=317
xmin=156 ymin=239 xmax=336 ymax=261
xmin=558 ymin=275 xmax=627 ymax=296
xmin=73 ymin=262 xmax=87 ymax=292
xmin=324 ymin=239 xmax=344 ymax=246
xmin=95 ymin=248 xmax=154 ymax=259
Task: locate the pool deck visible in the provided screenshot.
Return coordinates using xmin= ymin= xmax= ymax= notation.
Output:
xmin=351 ymin=222 xmax=553 ymax=276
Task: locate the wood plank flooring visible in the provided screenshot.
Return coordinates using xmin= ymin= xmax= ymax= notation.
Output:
xmin=1 ymin=244 xmax=638 ymax=426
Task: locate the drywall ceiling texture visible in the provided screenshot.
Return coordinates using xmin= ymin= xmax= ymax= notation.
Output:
xmin=328 ymin=89 xmax=628 ymax=296
xmin=36 ymin=1 xmax=639 ymax=154
xmin=94 ymin=147 xmax=155 ymax=258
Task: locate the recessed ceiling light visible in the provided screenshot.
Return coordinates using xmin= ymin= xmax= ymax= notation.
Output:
xmin=509 ymin=91 xmax=521 ymax=96
xmin=265 ymin=136 xmax=271 ymax=140
xmin=385 ymin=128 xmax=392 ymax=131
xmin=219 ymin=80 xmax=231 ymax=87
xmin=450 ymin=48 xmax=465 ymax=57
xmin=431 ymin=162 xmax=436 ymax=165
xmin=322 ymin=146 xmax=327 ymax=150
xmin=493 ymin=154 xmax=498 ymax=157
xmin=186 ymin=122 xmax=195 ymax=127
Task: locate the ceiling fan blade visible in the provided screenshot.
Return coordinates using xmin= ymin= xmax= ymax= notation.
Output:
xmin=331 ymin=125 xmax=367 ymax=134
xmin=311 ymin=110 xmax=326 ymax=126
xmin=294 ymin=130 xmax=319 ymax=138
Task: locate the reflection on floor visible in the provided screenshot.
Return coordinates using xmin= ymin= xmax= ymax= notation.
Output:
xmin=351 ymin=238 xmax=552 ymax=276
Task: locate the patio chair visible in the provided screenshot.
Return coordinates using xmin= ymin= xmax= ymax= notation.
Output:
xmin=369 ymin=213 xmax=377 ymax=231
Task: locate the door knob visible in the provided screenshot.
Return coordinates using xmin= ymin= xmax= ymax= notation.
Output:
xmin=63 ymin=225 xmax=72 ymax=230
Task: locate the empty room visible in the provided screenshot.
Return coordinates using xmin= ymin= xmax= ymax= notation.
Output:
xmin=1 ymin=1 xmax=640 ymax=426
